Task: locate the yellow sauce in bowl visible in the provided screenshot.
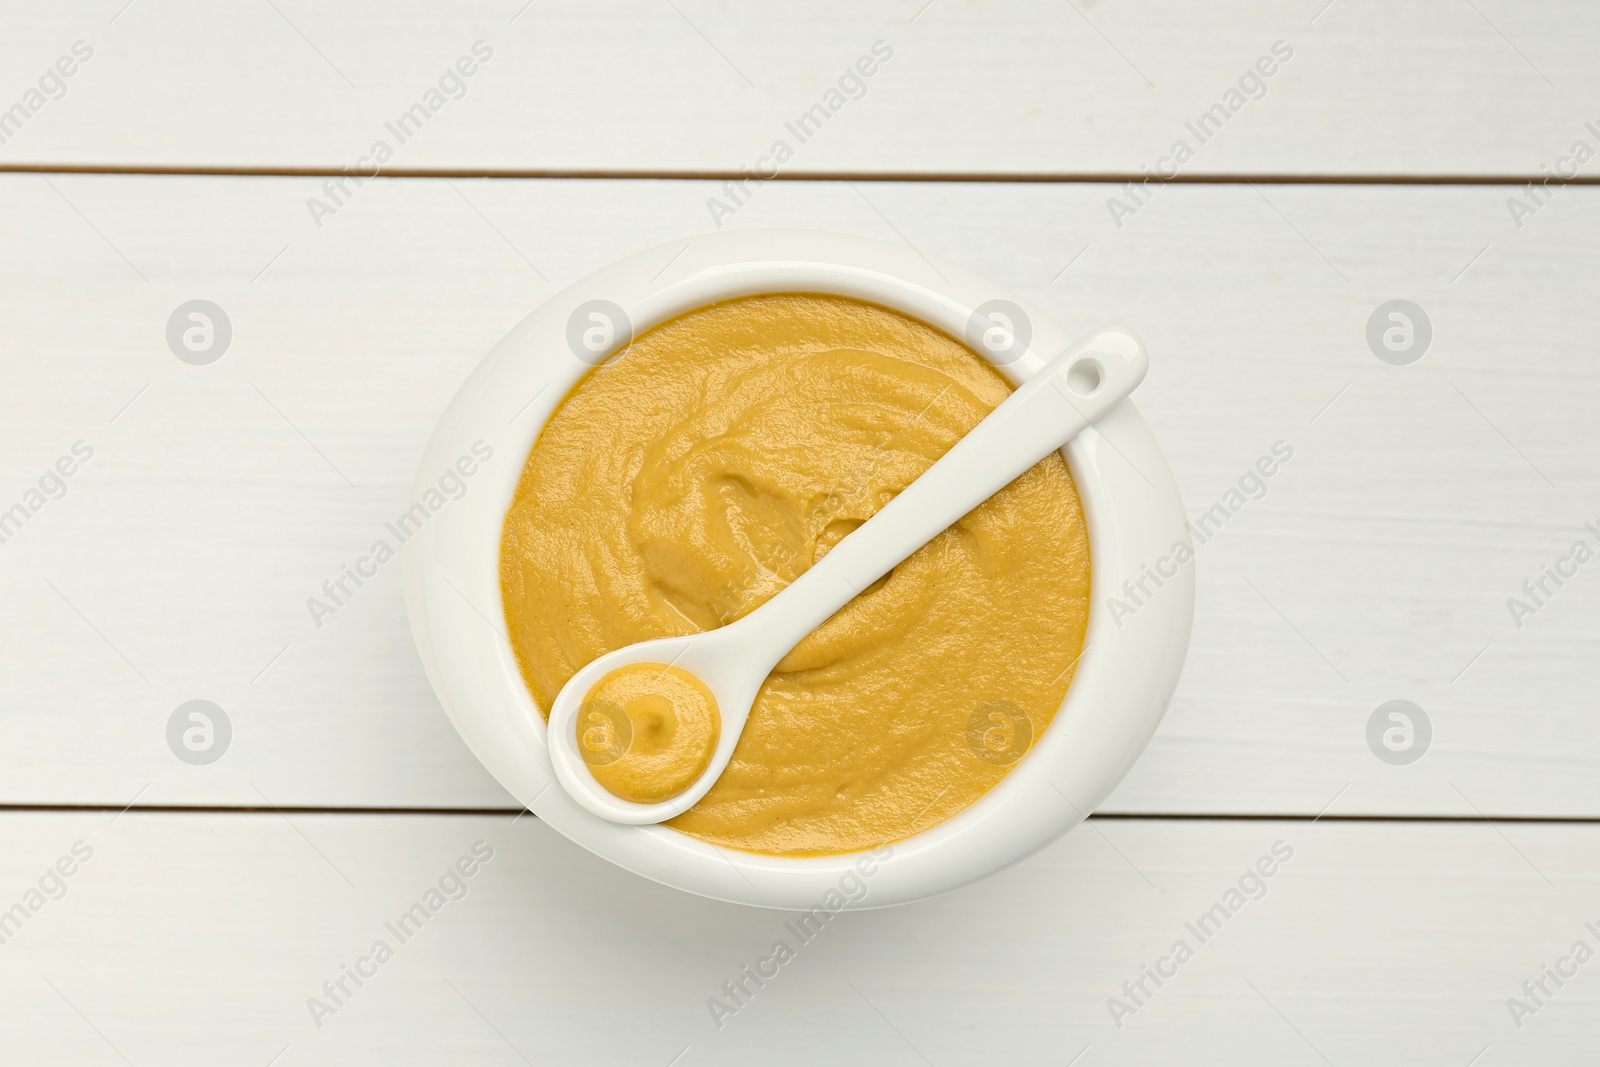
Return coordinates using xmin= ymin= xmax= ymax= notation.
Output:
xmin=501 ymin=294 xmax=1090 ymax=855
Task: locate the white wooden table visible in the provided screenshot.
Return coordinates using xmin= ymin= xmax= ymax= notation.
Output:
xmin=3 ymin=2 xmax=1597 ymax=1063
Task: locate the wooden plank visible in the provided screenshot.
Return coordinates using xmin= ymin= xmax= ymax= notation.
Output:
xmin=0 ymin=0 xmax=1596 ymax=177
xmin=0 ymin=172 xmax=1595 ymax=815
xmin=0 ymin=811 xmax=1593 ymax=1063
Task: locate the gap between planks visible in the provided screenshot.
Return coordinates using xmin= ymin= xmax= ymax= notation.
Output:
xmin=0 ymin=163 xmax=1591 ymax=186
xmin=0 ymin=804 xmax=1596 ymax=824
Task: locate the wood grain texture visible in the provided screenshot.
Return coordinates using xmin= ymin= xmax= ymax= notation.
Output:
xmin=0 ymin=172 xmax=1594 ymax=817
xmin=0 ymin=0 xmax=1595 ymax=177
xmin=0 ymin=811 xmax=1592 ymax=1065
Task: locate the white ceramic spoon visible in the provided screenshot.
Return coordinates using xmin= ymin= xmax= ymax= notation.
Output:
xmin=545 ymin=326 xmax=1149 ymax=824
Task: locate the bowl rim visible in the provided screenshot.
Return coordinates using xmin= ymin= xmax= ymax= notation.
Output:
xmin=403 ymin=229 xmax=1194 ymax=909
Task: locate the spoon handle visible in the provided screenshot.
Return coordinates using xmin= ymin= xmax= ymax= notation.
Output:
xmin=733 ymin=327 xmax=1148 ymax=668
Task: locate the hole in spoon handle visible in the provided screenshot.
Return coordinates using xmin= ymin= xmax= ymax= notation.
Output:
xmin=1037 ymin=328 xmax=1148 ymax=417
xmin=1066 ymin=357 xmax=1103 ymax=396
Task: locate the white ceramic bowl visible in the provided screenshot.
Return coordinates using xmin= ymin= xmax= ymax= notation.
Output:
xmin=404 ymin=230 xmax=1194 ymax=909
